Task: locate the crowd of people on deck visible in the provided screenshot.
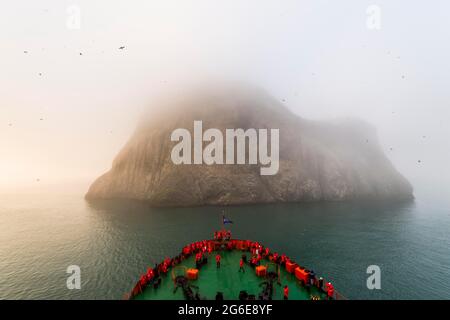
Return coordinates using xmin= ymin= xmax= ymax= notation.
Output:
xmin=214 ymin=230 xmax=231 ymax=241
xmin=127 ymin=230 xmax=337 ymax=300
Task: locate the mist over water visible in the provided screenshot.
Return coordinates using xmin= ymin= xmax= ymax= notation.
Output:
xmin=2 ymin=0 xmax=450 ymax=194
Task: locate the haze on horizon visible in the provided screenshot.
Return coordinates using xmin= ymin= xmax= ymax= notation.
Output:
xmin=1 ymin=0 xmax=449 ymax=197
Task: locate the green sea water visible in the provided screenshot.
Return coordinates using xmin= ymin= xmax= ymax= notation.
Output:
xmin=1 ymin=187 xmax=449 ymax=300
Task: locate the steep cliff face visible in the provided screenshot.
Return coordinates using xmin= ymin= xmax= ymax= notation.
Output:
xmin=86 ymin=87 xmax=413 ymax=206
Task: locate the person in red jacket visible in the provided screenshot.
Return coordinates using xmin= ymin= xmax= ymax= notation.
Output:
xmin=195 ymin=252 xmax=202 ymax=268
xmin=326 ymin=282 xmax=334 ymax=300
xmin=146 ymin=268 xmax=154 ymax=281
xmin=273 ymin=252 xmax=279 ymax=263
xmin=216 ymin=254 xmax=221 ymax=268
xmin=140 ymin=275 xmax=147 ymax=288
xmin=239 ymin=258 xmax=245 ymax=273
xmin=284 ymin=285 xmax=289 ymax=300
xmin=161 ymin=262 xmax=168 ymax=273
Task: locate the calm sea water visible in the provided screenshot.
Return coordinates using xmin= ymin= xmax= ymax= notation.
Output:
xmin=1 ymin=187 xmax=449 ymax=300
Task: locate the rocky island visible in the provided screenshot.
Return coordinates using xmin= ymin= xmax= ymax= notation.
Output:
xmin=86 ymin=85 xmax=413 ymax=206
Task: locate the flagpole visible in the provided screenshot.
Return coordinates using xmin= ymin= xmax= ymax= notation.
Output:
xmin=221 ymin=209 xmax=224 ymax=230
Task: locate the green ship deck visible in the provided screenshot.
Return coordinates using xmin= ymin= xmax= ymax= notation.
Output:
xmin=133 ymin=250 xmax=327 ymax=300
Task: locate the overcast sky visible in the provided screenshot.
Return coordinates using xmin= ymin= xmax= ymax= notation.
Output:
xmin=1 ymin=0 xmax=449 ymax=195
